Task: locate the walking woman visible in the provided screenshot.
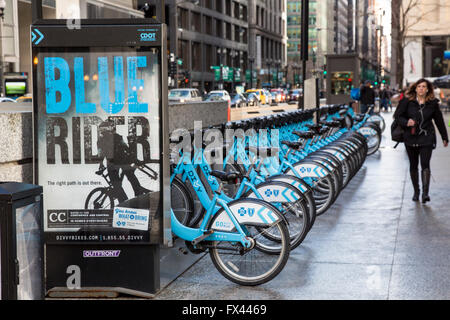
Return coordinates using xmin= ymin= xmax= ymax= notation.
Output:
xmin=395 ymin=78 xmax=448 ymax=203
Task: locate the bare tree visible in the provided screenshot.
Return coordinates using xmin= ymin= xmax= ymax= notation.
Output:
xmin=391 ymin=0 xmax=449 ymax=88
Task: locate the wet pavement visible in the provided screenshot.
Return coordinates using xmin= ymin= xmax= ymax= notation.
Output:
xmin=156 ymin=110 xmax=450 ymax=300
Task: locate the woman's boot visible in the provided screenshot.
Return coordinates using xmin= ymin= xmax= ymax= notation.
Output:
xmin=410 ymin=170 xmax=420 ymax=201
xmin=421 ymin=168 xmax=431 ymax=203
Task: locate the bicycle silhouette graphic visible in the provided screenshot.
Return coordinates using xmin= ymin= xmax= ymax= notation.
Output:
xmin=84 ymin=162 xmax=158 ymax=209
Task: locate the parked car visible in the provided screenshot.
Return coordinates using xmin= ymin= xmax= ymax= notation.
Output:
xmin=205 ymin=90 xmax=231 ymax=102
xmin=246 ymin=89 xmax=266 ymax=105
xmin=263 ymin=89 xmax=273 ymax=105
xmin=287 ymin=89 xmax=302 ymax=104
xmin=434 ymin=75 xmax=450 ymax=108
xmin=242 ymin=92 xmax=259 ymax=107
xmin=168 ymin=88 xmax=203 ymax=103
xmin=230 ymin=93 xmax=247 ymax=108
xmin=0 ymin=97 xmax=16 ymax=103
xmin=270 ymin=88 xmax=285 ymax=103
xmin=15 ymin=94 xmax=32 ymax=103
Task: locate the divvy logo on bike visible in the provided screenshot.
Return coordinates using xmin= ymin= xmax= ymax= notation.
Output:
xmin=140 ymin=32 xmax=156 ymax=42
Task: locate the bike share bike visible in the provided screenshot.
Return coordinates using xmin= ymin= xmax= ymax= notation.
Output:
xmin=167 ymin=103 xmax=383 ymax=286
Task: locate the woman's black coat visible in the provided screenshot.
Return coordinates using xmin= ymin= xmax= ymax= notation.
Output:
xmin=394 ymin=98 xmax=448 ymax=148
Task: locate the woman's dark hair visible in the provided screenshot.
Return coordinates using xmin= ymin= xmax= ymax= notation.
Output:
xmin=406 ymin=78 xmax=435 ymax=102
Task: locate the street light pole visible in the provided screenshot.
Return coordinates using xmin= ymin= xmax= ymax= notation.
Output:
xmin=298 ymin=0 xmax=309 ymax=110
xmin=0 ymin=0 xmax=6 ymax=97
xmin=217 ymin=48 xmax=227 ymax=90
xmin=267 ymin=58 xmax=272 ymax=87
xmin=249 ymin=57 xmax=255 ymax=89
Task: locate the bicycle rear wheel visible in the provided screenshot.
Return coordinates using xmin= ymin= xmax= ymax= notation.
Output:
xmin=85 ymin=187 xmax=114 ymax=209
xmin=208 ymin=217 xmax=290 ymax=286
xmin=171 ymin=177 xmax=194 ymax=226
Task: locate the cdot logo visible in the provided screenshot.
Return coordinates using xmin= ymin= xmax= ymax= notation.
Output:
xmin=140 ymin=32 xmax=156 ymax=42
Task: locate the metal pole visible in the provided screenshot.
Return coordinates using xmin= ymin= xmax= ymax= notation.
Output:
xmin=298 ymin=0 xmax=309 ymax=110
xmin=231 ymin=51 xmax=235 ymax=93
xmin=156 ymin=0 xmax=165 ymax=23
xmin=0 ymin=17 xmax=3 ymax=97
xmin=219 ymin=50 xmax=223 ymax=90
xmin=249 ymin=58 xmax=254 ymax=89
xmin=32 ymin=0 xmax=43 ymax=22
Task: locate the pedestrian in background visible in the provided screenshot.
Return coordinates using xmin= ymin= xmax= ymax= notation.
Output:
xmin=380 ymin=86 xmax=391 ymax=112
xmin=360 ymin=81 xmax=376 ymax=115
xmin=394 ymin=78 xmax=448 ymax=203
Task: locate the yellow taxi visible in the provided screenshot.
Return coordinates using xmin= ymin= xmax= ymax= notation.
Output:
xmin=245 ymin=89 xmax=266 ymax=105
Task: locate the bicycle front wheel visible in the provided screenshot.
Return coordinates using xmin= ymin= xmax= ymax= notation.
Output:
xmin=208 ymin=215 xmax=290 ymax=286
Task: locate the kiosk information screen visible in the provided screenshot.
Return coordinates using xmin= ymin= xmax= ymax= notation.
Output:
xmin=35 ymin=47 xmax=161 ymax=243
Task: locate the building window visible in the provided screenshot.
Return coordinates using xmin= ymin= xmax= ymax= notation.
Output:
xmin=192 ymin=11 xmax=201 ymax=32
xmin=234 ymin=2 xmax=240 ymax=19
xmin=225 ymin=0 xmax=231 ymax=16
xmin=204 ymin=0 xmax=213 ymax=9
xmin=235 ymin=26 xmax=240 ymax=43
xmin=226 ymin=22 xmax=232 ymax=40
xmin=205 ymin=44 xmax=213 ymax=69
xmin=216 ymin=0 xmax=222 ymax=13
xmin=242 ymin=5 xmax=247 ymax=21
xmin=192 ymin=42 xmax=202 ymax=71
xmin=216 ymin=19 xmax=223 ymax=37
xmin=178 ymin=8 xmax=189 ymax=30
xmin=205 ymin=16 xmax=213 ymax=35
xmin=256 ymin=6 xmax=259 ymax=25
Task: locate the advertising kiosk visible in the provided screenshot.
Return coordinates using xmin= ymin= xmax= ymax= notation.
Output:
xmin=32 ymin=19 xmax=171 ymax=298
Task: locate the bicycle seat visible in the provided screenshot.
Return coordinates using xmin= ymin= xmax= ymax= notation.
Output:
xmin=319 ymin=126 xmax=330 ymax=134
xmin=210 ymin=170 xmax=243 ymax=184
xmin=95 ymin=167 xmax=106 ymax=175
xmin=304 ymin=123 xmax=323 ymax=133
xmin=320 ymin=120 xmax=341 ymax=128
xmin=292 ymin=131 xmax=315 ymax=139
xmin=281 ymin=140 xmax=303 ymax=150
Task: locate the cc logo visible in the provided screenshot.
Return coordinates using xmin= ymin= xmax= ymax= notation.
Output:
xmin=49 ymin=211 xmax=67 ymax=223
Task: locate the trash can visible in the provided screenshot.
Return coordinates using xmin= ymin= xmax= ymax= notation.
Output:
xmin=0 ymin=182 xmax=44 ymax=300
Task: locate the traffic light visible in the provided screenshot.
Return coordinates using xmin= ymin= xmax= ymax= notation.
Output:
xmin=184 ymin=71 xmax=190 ymax=86
xmin=169 ymin=61 xmax=177 ymax=77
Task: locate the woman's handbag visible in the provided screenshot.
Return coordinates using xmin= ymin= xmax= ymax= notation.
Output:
xmin=391 ymin=119 xmax=404 ymax=148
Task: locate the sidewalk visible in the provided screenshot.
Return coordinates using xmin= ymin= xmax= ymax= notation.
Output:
xmin=156 ymin=111 xmax=450 ymax=300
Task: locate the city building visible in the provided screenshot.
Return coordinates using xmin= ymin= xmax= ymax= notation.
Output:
xmin=166 ymin=0 xmax=250 ymax=92
xmin=396 ymin=0 xmax=450 ymax=86
xmin=248 ymin=0 xmax=287 ymax=89
xmin=0 ymin=0 xmax=143 ymax=96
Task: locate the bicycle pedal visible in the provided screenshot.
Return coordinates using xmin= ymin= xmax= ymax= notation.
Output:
xmin=192 ymin=230 xmax=214 ymax=245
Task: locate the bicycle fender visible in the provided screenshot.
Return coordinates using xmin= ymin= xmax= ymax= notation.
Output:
xmin=211 ymin=199 xmax=282 ymax=232
xmin=357 ymin=126 xmax=378 ymax=137
xmin=244 ymin=181 xmax=302 ymax=203
xmin=287 ymin=161 xmax=329 ymax=179
xmin=266 ymin=174 xmax=309 ymax=193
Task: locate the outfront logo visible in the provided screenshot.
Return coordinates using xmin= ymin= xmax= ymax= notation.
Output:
xmin=140 ymin=32 xmax=156 ymax=42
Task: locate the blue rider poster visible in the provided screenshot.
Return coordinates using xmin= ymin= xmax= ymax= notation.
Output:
xmin=35 ymin=48 xmax=161 ymax=243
